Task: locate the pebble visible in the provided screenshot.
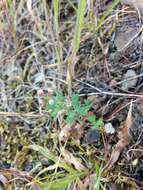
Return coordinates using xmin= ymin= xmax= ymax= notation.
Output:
xmin=86 ymin=129 xmax=101 ymax=145
xmin=122 ymin=69 xmax=137 ymax=90
xmin=114 ymin=27 xmax=139 ymax=51
xmin=104 ymin=123 xmax=115 ymax=135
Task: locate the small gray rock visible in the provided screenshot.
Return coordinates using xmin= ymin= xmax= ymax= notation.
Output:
xmin=114 ymin=27 xmax=140 ymax=51
xmin=86 ymin=129 xmax=101 ymax=145
xmin=104 ymin=123 xmax=115 ymax=134
xmin=122 ymin=69 xmax=137 ymax=90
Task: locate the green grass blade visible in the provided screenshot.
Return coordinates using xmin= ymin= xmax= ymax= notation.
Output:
xmin=29 ymin=144 xmax=75 ymax=173
xmin=73 ymin=0 xmax=86 ymax=53
xmin=67 ymin=0 xmax=86 ymax=95
xmin=53 ymin=0 xmax=59 ymax=34
xmin=53 ymin=0 xmax=63 ymax=76
xmin=41 ymin=172 xmax=85 ymax=190
xmin=93 ymin=164 xmax=102 ymax=190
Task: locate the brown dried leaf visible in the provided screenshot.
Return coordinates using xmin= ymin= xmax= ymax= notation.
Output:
xmin=59 ymin=124 xmax=71 ymax=142
xmin=59 ymin=123 xmax=83 ymax=142
xmin=61 ymin=148 xmax=87 ymax=171
xmin=103 ymin=102 xmax=133 ymax=172
xmin=119 ymin=101 xmax=132 ymax=140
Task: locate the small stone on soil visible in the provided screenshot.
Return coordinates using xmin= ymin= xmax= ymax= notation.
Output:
xmin=122 ymin=69 xmax=137 ymax=90
xmin=86 ymin=129 xmax=101 ymax=145
xmin=114 ymin=26 xmax=140 ymax=51
xmin=104 ymin=123 xmax=115 ymax=134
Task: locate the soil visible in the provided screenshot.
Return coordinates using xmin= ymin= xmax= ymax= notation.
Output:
xmin=1 ymin=1 xmax=143 ymax=190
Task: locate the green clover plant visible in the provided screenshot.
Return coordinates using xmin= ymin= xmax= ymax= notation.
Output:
xmin=46 ymin=92 xmax=104 ymax=129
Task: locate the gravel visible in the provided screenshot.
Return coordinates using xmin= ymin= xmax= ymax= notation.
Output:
xmin=122 ymin=69 xmax=137 ymax=90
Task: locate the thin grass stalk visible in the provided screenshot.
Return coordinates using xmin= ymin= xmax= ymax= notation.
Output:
xmin=53 ymin=0 xmax=59 ymax=35
xmin=53 ymin=0 xmax=63 ymax=83
xmin=67 ymin=0 xmax=87 ymax=95
xmin=67 ymin=0 xmax=77 ymax=12
xmin=73 ymin=0 xmax=87 ymax=53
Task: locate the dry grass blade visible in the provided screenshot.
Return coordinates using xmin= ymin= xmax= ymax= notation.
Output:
xmin=53 ymin=0 xmax=63 ymax=81
xmin=27 ymin=0 xmax=34 ymax=17
xmin=0 ymin=111 xmax=48 ymax=118
xmin=103 ymin=101 xmax=133 ymax=172
xmin=0 ymin=173 xmax=8 ymax=185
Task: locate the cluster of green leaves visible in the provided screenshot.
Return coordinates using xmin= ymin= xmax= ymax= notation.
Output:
xmin=47 ymin=92 xmax=103 ymax=129
xmin=88 ymin=115 xmax=104 ymax=130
